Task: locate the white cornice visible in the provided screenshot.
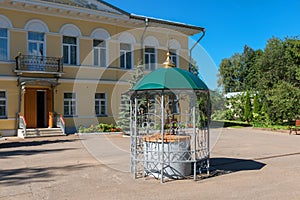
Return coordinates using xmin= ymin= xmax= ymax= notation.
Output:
xmin=0 ymin=75 xmax=18 ymax=81
xmin=9 ymin=0 xmax=129 ymax=19
xmin=60 ymin=78 xmax=129 ymax=85
xmin=0 ymin=0 xmax=136 ymax=28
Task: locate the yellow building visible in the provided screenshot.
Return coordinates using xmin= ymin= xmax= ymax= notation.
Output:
xmin=0 ymin=0 xmax=204 ymax=137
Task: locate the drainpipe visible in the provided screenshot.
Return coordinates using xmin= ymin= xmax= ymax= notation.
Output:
xmin=189 ymin=29 xmax=206 ymax=72
xmin=140 ymin=18 xmax=149 ymax=64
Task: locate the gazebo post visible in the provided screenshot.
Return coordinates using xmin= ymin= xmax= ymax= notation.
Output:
xmin=206 ymin=92 xmax=211 ymax=175
xmin=160 ymin=92 xmax=165 ymax=183
xmin=192 ymin=104 xmax=197 ymax=181
xmin=129 ymin=97 xmax=133 ymax=173
xmin=133 ymin=96 xmax=138 ymax=179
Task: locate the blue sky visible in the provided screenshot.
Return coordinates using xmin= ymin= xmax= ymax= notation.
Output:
xmin=105 ymin=0 xmax=300 ymax=89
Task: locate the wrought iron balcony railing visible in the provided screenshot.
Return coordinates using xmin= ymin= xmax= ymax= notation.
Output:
xmin=15 ymin=53 xmax=63 ymax=74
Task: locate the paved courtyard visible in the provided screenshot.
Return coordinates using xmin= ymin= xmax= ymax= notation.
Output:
xmin=1 ymin=127 xmax=300 ymax=200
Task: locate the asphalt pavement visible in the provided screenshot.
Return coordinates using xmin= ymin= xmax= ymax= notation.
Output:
xmin=1 ymin=127 xmax=300 ymax=200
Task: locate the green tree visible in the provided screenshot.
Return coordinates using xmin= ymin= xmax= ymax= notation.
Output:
xmin=219 ymin=36 xmax=300 ymax=124
xmin=267 ymin=81 xmax=300 ymax=123
xmin=117 ymin=60 xmax=144 ymax=134
xmin=259 ymin=98 xmax=271 ymax=126
xmin=256 ymin=37 xmax=287 ymax=92
xmin=218 ymin=54 xmax=243 ymax=93
xmin=242 ymin=47 xmax=262 ymax=91
xmin=189 ymin=58 xmax=199 ymax=77
xmin=129 ymin=60 xmax=144 ymax=87
xmin=256 ymin=37 xmax=300 ymax=123
xmin=244 ymin=91 xmax=252 ymax=123
xmin=218 ymin=46 xmax=261 ymax=93
xmin=253 ymin=95 xmax=260 ymax=114
xmin=252 ymin=94 xmax=260 ymax=122
xmin=117 ymin=94 xmax=131 ymax=133
xmin=210 ymin=89 xmax=226 ymax=120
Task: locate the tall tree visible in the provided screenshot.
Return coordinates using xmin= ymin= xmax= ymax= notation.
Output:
xmin=244 ymin=91 xmax=252 ymax=123
xmin=253 ymin=94 xmax=260 ymax=114
xmin=242 ymin=46 xmax=261 ymax=91
xmin=218 ymin=36 xmax=300 ymax=124
xmin=267 ymin=81 xmax=300 ymax=123
xmin=117 ymin=60 xmax=144 ymax=134
xmin=189 ymin=58 xmax=200 ymax=77
xmin=210 ymin=89 xmax=226 ymax=115
xmin=218 ymin=53 xmax=245 ymax=93
xmin=256 ymin=37 xmax=286 ymax=92
xmin=129 ymin=60 xmax=144 ymax=87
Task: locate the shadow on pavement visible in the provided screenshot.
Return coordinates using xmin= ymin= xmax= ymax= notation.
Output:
xmin=254 ymin=152 xmax=300 ymax=161
xmin=0 ymin=148 xmax=77 ymax=159
xmin=208 ymin=157 xmax=266 ymax=177
xmin=0 ymin=138 xmax=78 ymax=149
xmin=0 ymin=164 xmax=91 ymax=186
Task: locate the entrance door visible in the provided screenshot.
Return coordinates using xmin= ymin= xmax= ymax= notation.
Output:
xmin=24 ymin=89 xmax=37 ymax=128
xmin=37 ymin=91 xmax=46 ymax=128
xmin=24 ymin=88 xmax=52 ymax=128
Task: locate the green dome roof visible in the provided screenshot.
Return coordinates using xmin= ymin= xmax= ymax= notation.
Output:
xmin=131 ymin=67 xmax=208 ymax=91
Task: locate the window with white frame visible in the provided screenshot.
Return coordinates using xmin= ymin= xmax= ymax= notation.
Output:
xmin=120 ymin=43 xmax=132 ymax=69
xmin=28 ymin=31 xmax=45 ymax=56
xmin=63 ymin=36 xmax=77 ymax=65
xmin=170 ymin=49 xmax=178 ymax=68
xmin=64 ymin=93 xmax=76 ymax=117
xmin=144 ymin=47 xmax=156 ymax=70
xmin=0 ymin=91 xmax=7 ymax=118
xmin=0 ymin=28 xmax=8 ymax=60
xmin=95 ymin=93 xmax=107 ymax=116
xmin=93 ymin=39 xmax=106 ymax=67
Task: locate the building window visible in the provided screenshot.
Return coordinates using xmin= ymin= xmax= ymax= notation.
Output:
xmin=0 ymin=28 xmax=8 ymax=61
xmin=64 ymin=93 xmax=76 ymax=117
xmin=93 ymin=39 xmax=106 ymax=67
xmin=95 ymin=93 xmax=107 ymax=116
xmin=170 ymin=49 xmax=178 ymax=67
xmin=0 ymin=91 xmax=7 ymax=119
xmin=28 ymin=31 xmax=45 ymax=56
xmin=120 ymin=43 xmax=132 ymax=69
xmin=63 ymin=36 xmax=77 ymax=65
xmin=144 ymin=47 xmax=156 ymax=70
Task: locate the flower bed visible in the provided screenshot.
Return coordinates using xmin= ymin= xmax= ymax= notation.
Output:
xmin=78 ymin=123 xmax=122 ymax=133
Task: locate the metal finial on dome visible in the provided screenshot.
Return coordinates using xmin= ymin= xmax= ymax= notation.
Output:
xmin=163 ymin=52 xmax=175 ymax=68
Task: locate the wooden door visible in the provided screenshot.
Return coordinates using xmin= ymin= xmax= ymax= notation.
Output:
xmin=24 ymin=88 xmax=52 ymax=128
xmin=24 ymin=88 xmax=37 ymax=128
xmin=46 ymin=89 xmax=52 ymax=127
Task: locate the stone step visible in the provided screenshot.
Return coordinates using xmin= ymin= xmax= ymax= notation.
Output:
xmin=18 ymin=128 xmax=65 ymax=138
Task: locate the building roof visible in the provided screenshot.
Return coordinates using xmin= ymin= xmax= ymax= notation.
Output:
xmin=40 ymin=0 xmax=204 ymax=34
xmin=224 ymin=92 xmax=244 ymax=98
xmin=41 ymin=0 xmax=130 ymax=15
xmin=130 ymin=14 xmax=204 ymax=32
xmin=131 ymin=67 xmax=208 ymax=91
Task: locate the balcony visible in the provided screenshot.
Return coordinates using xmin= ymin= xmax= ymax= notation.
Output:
xmin=15 ymin=53 xmax=64 ymax=76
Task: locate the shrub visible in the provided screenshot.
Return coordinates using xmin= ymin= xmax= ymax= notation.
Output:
xmin=78 ymin=123 xmax=122 ymax=133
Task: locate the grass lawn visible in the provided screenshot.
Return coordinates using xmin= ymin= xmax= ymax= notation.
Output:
xmin=212 ymin=120 xmax=291 ymax=131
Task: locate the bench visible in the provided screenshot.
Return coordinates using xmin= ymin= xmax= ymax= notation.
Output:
xmin=289 ymin=119 xmax=300 ymax=135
